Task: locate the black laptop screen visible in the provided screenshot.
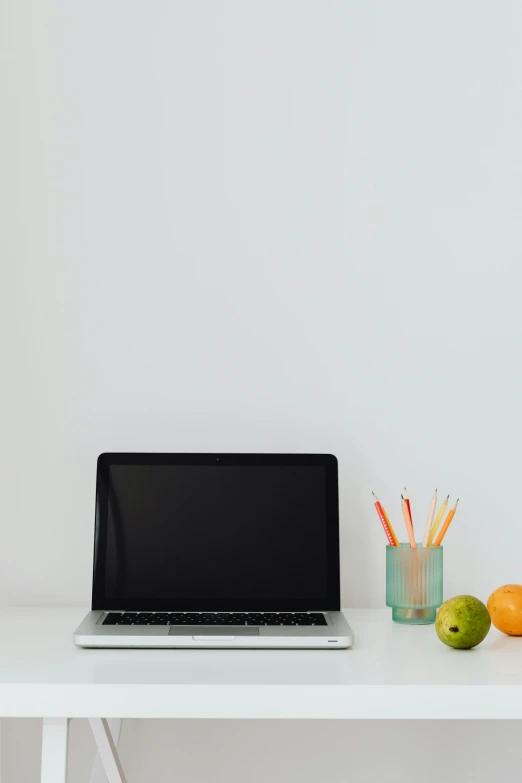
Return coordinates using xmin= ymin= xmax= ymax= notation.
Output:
xmin=93 ymin=455 xmax=340 ymax=611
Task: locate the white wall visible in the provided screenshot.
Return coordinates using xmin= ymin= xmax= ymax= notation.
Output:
xmin=2 ymin=1 xmax=522 ymax=780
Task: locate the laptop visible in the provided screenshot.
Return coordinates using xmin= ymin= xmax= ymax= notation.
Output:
xmin=73 ymin=453 xmax=353 ymax=649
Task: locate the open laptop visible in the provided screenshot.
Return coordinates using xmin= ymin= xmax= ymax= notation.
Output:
xmin=73 ymin=453 xmax=353 ymax=649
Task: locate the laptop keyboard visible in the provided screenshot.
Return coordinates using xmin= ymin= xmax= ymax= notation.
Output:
xmin=103 ymin=612 xmax=327 ymax=626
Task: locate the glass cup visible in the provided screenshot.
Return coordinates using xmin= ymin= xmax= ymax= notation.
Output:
xmin=386 ymin=544 xmax=443 ymax=624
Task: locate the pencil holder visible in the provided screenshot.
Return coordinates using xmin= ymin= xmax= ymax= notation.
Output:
xmin=386 ymin=544 xmax=443 ymax=624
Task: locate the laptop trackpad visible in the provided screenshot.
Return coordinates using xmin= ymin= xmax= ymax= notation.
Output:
xmin=169 ymin=626 xmax=260 ymax=637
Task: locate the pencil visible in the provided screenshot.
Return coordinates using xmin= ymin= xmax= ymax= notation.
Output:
xmin=433 ymin=499 xmax=459 ymax=546
xmin=422 ymin=489 xmax=437 ymax=547
xmin=382 ymin=506 xmax=400 ymax=547
xmin=403 ymin=488 xmax=413 ymax=535
xmin=427 ymin=494 xmax=449 ymax=546
xmin=401 ymin=494 xmax=416 ymax=548
xmin=372 ymin=492 xmax=398 ymax=546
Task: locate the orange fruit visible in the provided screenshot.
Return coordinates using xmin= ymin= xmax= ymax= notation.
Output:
xmin=487 ymin=585 xmax=522 ymax=636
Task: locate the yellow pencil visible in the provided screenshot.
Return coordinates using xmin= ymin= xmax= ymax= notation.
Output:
xmin=433 ymin=499 xmax=459 ymax=546
xmin=382 ymin=506 xmax=400 ymax=547
xmin=427 ymin=494 xmax=449 ymax=546
xmin=422 ymin=489 xmax=437 ymax=547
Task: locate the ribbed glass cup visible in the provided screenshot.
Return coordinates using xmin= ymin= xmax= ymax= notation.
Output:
xmin=386 ymin=544 xmax=443 ymax=624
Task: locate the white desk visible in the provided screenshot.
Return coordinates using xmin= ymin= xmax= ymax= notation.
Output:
xmin=1 ymin=607 xmax=521 ymax=781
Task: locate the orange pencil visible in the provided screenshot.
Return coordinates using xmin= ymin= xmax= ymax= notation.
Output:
xmin=403 ymin=488 xmax=413 ymax=535
xmin=372 ymin=492 xmax=398 ymax=546
xmin=433 ymin=499 xmax=459 ymax=546
xmin=401 ymin=494 xmax=416 ymax=548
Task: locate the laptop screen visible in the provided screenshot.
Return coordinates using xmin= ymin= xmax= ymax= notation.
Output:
xmin=93 ymin=454 xmax=340 ymax=611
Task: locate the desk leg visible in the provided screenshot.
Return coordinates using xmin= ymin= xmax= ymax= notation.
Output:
xmin=89 ymin=719 xmax=127 ymax=783
xmin=41 ymin=718 xmax=69 ymax=783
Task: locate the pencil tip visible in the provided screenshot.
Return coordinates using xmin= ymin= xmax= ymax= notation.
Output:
xmin=401 ymin=493 xmax=404 ymax=499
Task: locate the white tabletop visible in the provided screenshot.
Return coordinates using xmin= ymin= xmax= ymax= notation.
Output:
xmin=0 ymin=607 xmax=521 ymax=720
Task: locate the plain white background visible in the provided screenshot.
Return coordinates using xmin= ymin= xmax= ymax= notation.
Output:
xmin=2 ymin=0 xmax=522 ymax=780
